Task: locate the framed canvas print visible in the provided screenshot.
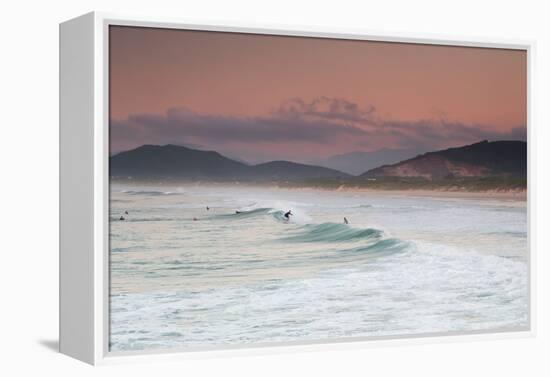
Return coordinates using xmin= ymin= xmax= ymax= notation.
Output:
xmin=59 ymin=12 xmax=534 ymax=365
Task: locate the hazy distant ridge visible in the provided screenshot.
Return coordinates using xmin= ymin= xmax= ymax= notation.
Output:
xmin=313 ymin=148 xmax=424 ymax=175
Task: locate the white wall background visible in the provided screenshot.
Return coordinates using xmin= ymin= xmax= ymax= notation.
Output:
xmin=1 ymin=0 xmax=548 ymax=375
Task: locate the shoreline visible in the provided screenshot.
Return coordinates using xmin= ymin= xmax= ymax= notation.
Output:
xmin=111 ymin=179 xmax=527 ymax=201
xmin=268 ymin=184 xmax=526 ymax=201
xmin=323 ymin=186 xmax=526 ymax=200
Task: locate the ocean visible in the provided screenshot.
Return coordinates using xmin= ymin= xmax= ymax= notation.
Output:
xmin=109 ymin=184 xmax=528 ymax=352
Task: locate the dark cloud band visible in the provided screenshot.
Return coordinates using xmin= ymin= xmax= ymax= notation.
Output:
xmin=110 ymin=97 xmax=526 ymax=159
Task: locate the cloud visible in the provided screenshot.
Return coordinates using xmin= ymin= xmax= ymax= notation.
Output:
xmin=110 ymin=97 xmax=526 ymax=160
xmin=111 ymin=100 xmax=370 ymax=154
xmin=365 ymin=119 xmax=527 ymax=150
xmin=275 ymin=97 xmax=376 ymax=124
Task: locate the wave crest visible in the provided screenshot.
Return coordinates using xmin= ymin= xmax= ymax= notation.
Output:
xmin=282 ymin=222 xmax=383 ymax=243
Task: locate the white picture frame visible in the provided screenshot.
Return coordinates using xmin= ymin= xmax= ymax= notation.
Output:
xmin=59 ymin=11 xmax=536 ymax=365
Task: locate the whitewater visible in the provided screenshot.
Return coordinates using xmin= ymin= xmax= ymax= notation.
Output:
xmin=109 ymin=184 xmax=528 ymax=352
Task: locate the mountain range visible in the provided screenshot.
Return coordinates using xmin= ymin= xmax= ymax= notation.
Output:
xmin=110 ymin=140 xmax=526 ymax=181
xmin=110 ymin=144 xmax=350 ymax=180
xmin=362 ymin=140 xmax=526 ymax=179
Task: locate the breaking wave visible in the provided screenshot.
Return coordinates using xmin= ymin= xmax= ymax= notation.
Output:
xmin=281 ymin=222 xmax=382 ymax=243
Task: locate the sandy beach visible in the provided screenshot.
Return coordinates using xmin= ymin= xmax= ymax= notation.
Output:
xmin=333 ymin=186 xmax=527 ymax=200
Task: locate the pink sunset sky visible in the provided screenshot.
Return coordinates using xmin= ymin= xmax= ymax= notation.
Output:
xmin=109 ymin=26 xmax=527 ymax=163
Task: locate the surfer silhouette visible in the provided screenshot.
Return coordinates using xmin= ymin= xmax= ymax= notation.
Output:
xmin=119 ymin=216 xmax=125 ymax=221
xmin=284 ymin=210 xmax=293 ymax=220
xmin=344 ymin=217 xmax=349 ymax=224
xmin=125 ymin=211 xmax=128 ymax=215
xmin=206 ymin=206 xmax=210 ymax=211
xmin=235 ymin=210 xmax=242 ymax=214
